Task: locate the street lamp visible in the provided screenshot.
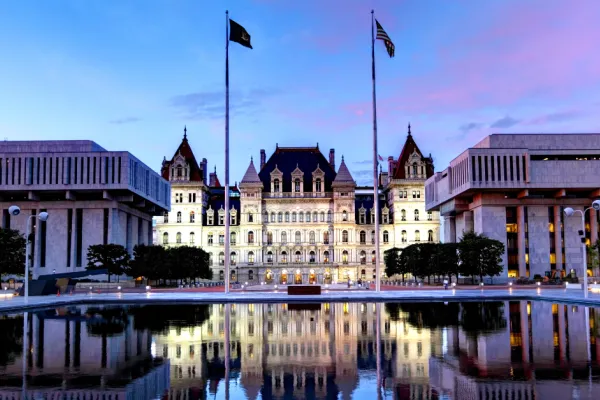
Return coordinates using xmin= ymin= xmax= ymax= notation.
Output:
xmin=8 ymin=206 xmax=49 ymax=302
xmin=564 ymin=200 xmax=600 ymax=299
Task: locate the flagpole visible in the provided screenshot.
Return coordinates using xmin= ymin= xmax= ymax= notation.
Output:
xmin=371 ymin=10 xmax=381 ymax=293
xmin=224 ymin=9 xmax=231 ymax=294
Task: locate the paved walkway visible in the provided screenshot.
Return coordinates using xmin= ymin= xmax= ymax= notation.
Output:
xmin=2 ymin=287 xmax=600 ymax=312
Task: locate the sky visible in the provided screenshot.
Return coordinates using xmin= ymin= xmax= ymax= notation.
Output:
xmin=1 ymin=0 xmax=599 ymax=185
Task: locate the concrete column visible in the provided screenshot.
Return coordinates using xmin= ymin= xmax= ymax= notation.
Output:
xmin=564 ymin=206 xmax=584 ymax=278
xmin=443 ymin=216 xmax=456 ymax=243
xmin=520 ymin=302 xmax=530 ymax=363
xmin=517 ymin=206 xmax=527 ymax=277
xmin=70 ymin=208 xmax=77 ymax=268
xmin=554 ymin=206 xmax=564 ymax=272
xmin=591 ymin=209 xmax=598 ymax=243
xmin=33 ymin=207 xmax=43 ymax=279
xmin=527 ymin=206 xmax=551 ymax=277
xmin=463 ymin=211 xmax=474 ymax=233
xmin=473 ymin=206 xmax=508 ymax=279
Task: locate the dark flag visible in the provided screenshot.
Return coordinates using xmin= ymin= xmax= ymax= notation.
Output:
xmin=375 ymin=20 xmax=394 ymax=57
xmin=229 ymin=19 xmax=252 ymax=49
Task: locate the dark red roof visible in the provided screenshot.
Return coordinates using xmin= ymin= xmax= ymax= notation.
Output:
xmin=392 ymin=126 xmax=434 ymax=179
xmin=161 ymin=131 xmax=204 ymax=182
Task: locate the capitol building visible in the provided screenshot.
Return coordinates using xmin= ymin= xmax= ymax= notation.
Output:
xmin=154 ymin=125 xmax=439 ymax=283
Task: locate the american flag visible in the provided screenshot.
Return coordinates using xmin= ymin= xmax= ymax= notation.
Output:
xmin=375 ymin=19 xmax=395 ymax=58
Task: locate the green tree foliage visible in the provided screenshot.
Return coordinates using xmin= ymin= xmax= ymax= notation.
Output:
xmin=384 ymin=247 xmax=402 ymax=278
xmin=0 ymin=316 xmax=23 ymax=366
xmin=168 ymin=246 xmax=212 ymax=281
xmin=399 ymin=244 xmax=421 ymax=282
xmin=128 ymin=245 xmax=170 ymax=283
xmin=85 ymin=307 xmax=130 ymax=337
xmin=86 ymin=244 xmax=131 ymax=283
xmin=128 ymin=245 xmax=212 ymax=284
xmin=458 ymin=231 xmax=505 ymax=282
xmin=436 ymin=242 xmax=460 ymax=280
xmin=0 ymin=228 xmax=26 ymax=281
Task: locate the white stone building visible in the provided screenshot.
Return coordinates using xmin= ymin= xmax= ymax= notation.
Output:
xmin=0 ymin=140 xmax=170 ymax=278
xmin=155 ymin=126 xmax=440 ymax=283
xmin=425 ymin=133 xmax=600 ymax=280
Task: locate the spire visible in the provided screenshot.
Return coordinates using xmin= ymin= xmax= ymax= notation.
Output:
xmin=332 ymin=156 xmax=356 ymax=187
xmin=408 ymin=123 xmax=412 ymax=137
xmin=240 ymin=157 xmax=262 ymax=186
xmin=184 ymin=125 xmax=187 ymax=139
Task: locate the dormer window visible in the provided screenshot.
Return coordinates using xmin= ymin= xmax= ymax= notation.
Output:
xmin=208 ymin=209 xmax=214 ymax=225
xmin=382 ymin=207 xmax=390 ymax=224
xmin=359 ymin=207 xmax=366 ymax=224
xmin=177 ymin=166 xmax=183 ymax=178
xmin=231 ymin=210 xmax=237 ymax=225
xmin=294 ymin=179 xmax=301 ymax=192
xmin=412 ymin=162 xmax=418 ymax=175
xmin=274 ymin=179 xmax=280 ymax=192
xmin=270 ymin=165 xmax=283 ymax=194
xmin=218 ymin=208 xmax=225 ymax=225
xmin=316 ymin=178 xmax=322 ymax=192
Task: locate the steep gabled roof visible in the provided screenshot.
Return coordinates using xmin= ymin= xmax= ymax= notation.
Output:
xmin=332 ymin=156 xmax=356 ymax=187
xmin=392 ymin=124 xmax=434 ymax=179
xmin=240 ymin=158 xmax=262 ymax=186
xmin=161 ymin=127 xmax=204 ymax=182
xmin=258 ymin=146 xmax=337 ymax=192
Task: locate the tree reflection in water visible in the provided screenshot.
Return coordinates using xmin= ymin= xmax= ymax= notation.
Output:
xmin=0 ymin=315 xmax=23 ymax=366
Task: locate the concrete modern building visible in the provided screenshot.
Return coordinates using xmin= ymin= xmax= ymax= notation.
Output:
xmin=0 ymin=140 xmax=170 ymax=278
xmin=155 ymin=125 xmax=440 ymax=283
xmin=425 ymin=134 xmax=600 ymax=280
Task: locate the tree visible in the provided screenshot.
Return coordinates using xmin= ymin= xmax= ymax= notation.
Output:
xmin=0 ymin=228 xmax=26 ymax=282
xmin=414 ymin=243 xmax=437 ymax=284
xmin=588 ymin=239 xmax=600 ymax=276
xmin=399 ymin=244 xmax=421 ymax=282
xmin=458 ymin=231 xmax=505 ymax=283
xmin=128 ymin=245 xmax=170 ymax=284
xmin=436 ymin=243 xmax=460 ymax=281
xmin=86 ymin=244 xmax=130 ymax=283
xmin=168 ymin=246 xmax=212 ymax=282
xmin=384 ymin=247 xmax=402 ymax=278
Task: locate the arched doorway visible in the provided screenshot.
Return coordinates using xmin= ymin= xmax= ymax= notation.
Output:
xmin=280 ymin=269 xmax=288 ymax=284
xmin=324 ymin=270 xmax=332 ymax=284
xmin=309 ymin=269 xmax=316 ymax=284
xmin=294 ymin=269 xmax=302 ymax=284
xmin=265 ymin=270 xmax=273 ymax=284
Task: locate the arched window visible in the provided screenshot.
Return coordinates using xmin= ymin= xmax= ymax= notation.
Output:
xmin=274 ymin=179 xmax=280 ymax=192
xmin=292 ymin=212 xmax=297 ymax=222
xmin=294 ymin=178 xmax=301 ymax=192
xmin=414 ymin=210 xmax=419 ymax=221
xmin=342 ymin=230 xmax=349 ymax=243
xmin=320 ymin=211 xmax=325 ymax=222
xmin=342 ymin=211 xmax=348 ymax=221
xmin=299 ymin=212 xmax=304 ymax=222
xmin=360 ymin=251 xmax=366 ymax=264
xmin=208 ymin=252 xmax=213 ymax=266
xmin=267 ymin=231 xmax=273 ymax=245
xmin=177 ymin=211 xmax=182 ymax=223
xmin=295 ymin=251 xmax=302 ymax=262
xmin=383 ymin=230 xmax=389 ymax=243
xmin=281 ymin=251 xmax=288 ymax=263
xmin=189 ymin=211 xmax=195 ymax=223
xmin=219 ymin=252 xmax=225 ymax=265
xmin=315 ymin=178 xmax=322 ymax=192
xmin=177 ymin=166 xmax=183 ymax=177
xmin=371 ymin=251 xmax=376 ymax=264
xmin=263 ymin=210 xmax=268 ymax=222
xmin=306 ymin=212 xmax=311 ymax=222
xmin=230 ymin=252 xmax=237 ymax=265
xmin=248 ymin=231 xmax=254 ymax=244
xmin=248 ymin=212 xmax=253 ymax=222
xmin=371 ymin=230 xmax=375 ymax=244
xmin=415 ymin=230 xmax=421 ymax=242
xmin=401 ymin=209 xmax=406 ymax=221
xmin=207 ymin=233 xmax=213 ymax=245
xmin=281 ymin=231 xmax=287 ymax=243
xmin=162 ymin=232 xmax=168 ymax=245
xmin=309 ymin=231 xmax=315 ymax=244
xmin=248 ymin=251 xmax=255 ymax=264
xmin=412 ymin=162 xmax=418 ymax=175
xmin=323 ymin=231 xmax=329 ymax=244
xmin=309 ymin=251 xmax=316 ymax=263
xmin=285 ymin=212 xmax=290 ymax=222
xmin=248 ymin=270 xmax=254 ymax=280
xmin=278 ymin=212 xmax=283 ymax=222
xmin=230 ymin=232 xmax=236 ymax=244
xmin=267 ymin=251 xmax=273 ymax=263
xmin=428 ymin=230 xmax=434 ymax=242
xmin=295 ymin=231 xmax=302 ymax=244
xmin=323 ymin=251 xmax=330 ymax=263
xmin=219 ymin=270 xmax=224 ymax=280
xmin=313 ymin=212 xmax=318 ymax=223
xmin=401 ymin=230 xmax=407 ymax=243
xmin=163 ymin=212 xmax=168 ymax=223
xmin=176 ymin=232 xmax=182 ymax=244
xmin=360 ymin=230 xmax=366 ymax=244
xmin=342 ymin=250 xmax=349 ymax=264
xmin=372 ymin=268 xmax=377 ymax=279
xmin=189 ymin=232 xmax=195 ymax=244
xmin=327 ymin=210 xmax=332 ymax=222
xmin=270 ymin=212 xmax=275 ymax=222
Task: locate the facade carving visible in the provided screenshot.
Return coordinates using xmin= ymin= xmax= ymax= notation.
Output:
xmin=155 ymin=126 xmax=439 ymax=283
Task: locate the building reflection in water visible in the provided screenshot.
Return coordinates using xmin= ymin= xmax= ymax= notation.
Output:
xmin=0 ymin=301 xmax=598 ymax=399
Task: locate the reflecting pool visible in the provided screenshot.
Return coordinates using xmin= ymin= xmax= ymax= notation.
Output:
xmin=1 ymin=301 xmax=600 ymax=399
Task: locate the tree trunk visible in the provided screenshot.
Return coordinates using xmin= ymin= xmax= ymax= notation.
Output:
xmin=428 ymin=275 xmax=431 ymax=285
xmin=471 ymin=276 xmax=475 ymax=284
xmin=402 ymin=274 xmax=405 ymax=283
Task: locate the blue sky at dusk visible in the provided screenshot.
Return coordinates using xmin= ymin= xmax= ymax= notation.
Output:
xmin=1 ymin=0 xmax=599 ymax=185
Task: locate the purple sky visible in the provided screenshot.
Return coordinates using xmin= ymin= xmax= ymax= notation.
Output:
xmin=1 ymin=0 xmax=599 ymax=184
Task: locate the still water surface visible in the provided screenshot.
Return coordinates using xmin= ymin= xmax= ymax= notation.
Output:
xmin=1 ymin=301 xmax=600 ymax=399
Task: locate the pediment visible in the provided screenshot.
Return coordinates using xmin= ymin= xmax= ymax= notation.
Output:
xmin=270 ymin=164 xmax=283 ymax=177
xmin=291 ymin=164 xmax=304 ymax=177
xmin=359 ymin=204 xmax=366 ymax=213
xmin=312 ymin=164 xmax=325 ymax=177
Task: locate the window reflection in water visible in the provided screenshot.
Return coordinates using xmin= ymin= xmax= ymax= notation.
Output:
xmin=0 ymin=301 xmax=599 ymax=399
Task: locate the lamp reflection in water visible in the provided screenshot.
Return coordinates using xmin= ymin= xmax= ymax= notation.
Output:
xmin=22 ymin=311 xmax=28 ymax=396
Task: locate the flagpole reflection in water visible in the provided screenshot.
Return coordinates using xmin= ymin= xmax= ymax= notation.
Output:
xmin=376 ymin=303 xmax=382 ymax=400
xmin=225 ymin=303 xmax=231 ymax=400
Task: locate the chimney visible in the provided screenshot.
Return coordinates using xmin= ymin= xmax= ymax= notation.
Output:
xmin=209 ymin=166 xmax=217 ymax=186
xmin=388 ymin=156 xmax=395 ymax=178
xmin=329 ymin=149 xmax=335 ymax=170
xmin=260 ymin=149 xmax=266 ymax=170
xmin=201 ymin=158 xmax=208 ymax=184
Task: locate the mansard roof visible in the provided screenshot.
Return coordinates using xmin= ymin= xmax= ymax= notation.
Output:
xmin=354 ymin=192 xmax=390 ymax=224
xmin=161 ymin=126 xmax=204 ymax=182
xmin=240 ymin=157 xmax=262 ymax=186
xmin=332 ymin=157 xmax=355 ymax=187
xmin=203 ymin=186 xmax=241 ymax=226
xmin=258 ymin=146 xmax=337 ymax=192
xmin=392 ymin=124 xmax=434 ymax=179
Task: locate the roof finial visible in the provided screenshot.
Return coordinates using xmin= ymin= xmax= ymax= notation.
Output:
xmin=342 ymin=155 xmax=345 ymax=162
xmin=250 ymin=156 xmax=253 ymax=162
xmin=184 ymin=125 xmax=187 ymax=139
xmin=214 ymin=165 xmax=216 ymax=173
xmin=408 ymin=123 xmax=412 ymax=136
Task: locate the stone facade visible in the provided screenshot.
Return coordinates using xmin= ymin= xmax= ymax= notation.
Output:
xmin=155 ymin=126 xmax=440 ymax=283
xmin=426 ymin=134 xmax=600 ymax=280
xmin=0 ymin=140 xmax=170 ymax=278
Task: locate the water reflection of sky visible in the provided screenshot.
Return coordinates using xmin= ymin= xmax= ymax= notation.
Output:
xmin=0 ymin=301 xmax=599 ymax=399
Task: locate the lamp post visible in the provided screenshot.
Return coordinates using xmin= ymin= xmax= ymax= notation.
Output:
xmin=8 ymin=206 xmax=50 ymax=303
xmin=564 ymin=200 xmax=600 ymax=299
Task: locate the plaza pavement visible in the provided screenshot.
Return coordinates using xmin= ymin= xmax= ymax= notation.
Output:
xmin=1 ymin=286 xmax=600 ymax=313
